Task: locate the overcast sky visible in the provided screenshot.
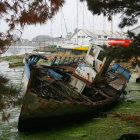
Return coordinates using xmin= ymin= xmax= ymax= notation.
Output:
xmin=0 ymin=0 xmax=139 ymax=40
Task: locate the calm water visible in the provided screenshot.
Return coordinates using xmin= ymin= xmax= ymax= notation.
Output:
xmin=0 ymin=46 xmax=35 ymax=140
xmin=1 ymin=46 xmax=36 ymax=57
xmin=0 ymin=46 xmax=140 ymax=139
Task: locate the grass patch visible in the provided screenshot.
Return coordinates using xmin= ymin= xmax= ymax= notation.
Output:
xmin=1 ymin=52 xmax=85 ymax=65
xmin=19 ymin=118 xmax=140 ymax=140
xmin=1 ymin=56 xmax=23 ymax=63
xmin=108 ymin=98 xmax=140 ymax=114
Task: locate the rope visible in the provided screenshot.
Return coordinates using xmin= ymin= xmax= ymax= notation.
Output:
xmin=61 ymin=10 xmax=68 ymax=36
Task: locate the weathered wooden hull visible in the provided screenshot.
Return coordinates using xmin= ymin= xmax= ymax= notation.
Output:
xmin=18 ymin=54 xmax=130 ymax=132
xmin=18 ymin=91 xmax=119 ymax=131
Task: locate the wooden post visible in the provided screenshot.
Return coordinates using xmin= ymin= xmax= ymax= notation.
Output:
xmin=94 ymin=57 xmax=113 ymax=83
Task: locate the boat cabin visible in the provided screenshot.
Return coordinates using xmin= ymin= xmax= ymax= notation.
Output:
xmin=75 ymin=45 xmax=106 ymax=83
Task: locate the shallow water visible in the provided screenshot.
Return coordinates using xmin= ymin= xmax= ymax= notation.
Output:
xmin=0 ymin=61 xmax=23 ymax=85
xmin=1 ymin=46 xmax=36 ymax=57
xmin=0 ymin=57 xmax=140 ymax=139
xmin=0 ymin=61 xmax=22 ymax=140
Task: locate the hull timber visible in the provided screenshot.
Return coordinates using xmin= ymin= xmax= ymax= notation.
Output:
xmin=18 ymin=89 xmax=119 ymax=131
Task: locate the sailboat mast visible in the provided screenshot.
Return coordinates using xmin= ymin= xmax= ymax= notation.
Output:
xmin=111 ymin=15 xmax=113 ymax=38
xmin=103 ymin=15 xmax=105 ymax=31
xmin=61 ymin=9 xmax=63 ymax=37
xmin=50 ymin=20 xmax=53 ymax=45
xmin=62 ymin=10 xmax=68 ymax=36
xmin=77 ymin=0 xmax=79 ymax=44
xmin=50 ymin=0 xmax=53 ymax=45
xmin=83 ymin=3 xmax=85 ymax=30
xmin=82 ymin=3 xmax=85 ymax=44
xmin=93 ymin=16 xmax=94 ymax=31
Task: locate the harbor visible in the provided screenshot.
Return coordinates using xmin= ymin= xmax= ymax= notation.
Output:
xmin=0 ymin=0 xmax=140 ymax=139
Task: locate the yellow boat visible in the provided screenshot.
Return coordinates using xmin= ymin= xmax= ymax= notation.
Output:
xmin=57 ymin=44 xmax=89 ymax=51
xmin=73 ymin=45 xmax=89 ymax=51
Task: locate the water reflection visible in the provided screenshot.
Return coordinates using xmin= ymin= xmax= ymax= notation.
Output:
xmin=1 ymin=46 xmax=36 ymax=57
xmin=9 ymin=46 xmax=20 ymax=56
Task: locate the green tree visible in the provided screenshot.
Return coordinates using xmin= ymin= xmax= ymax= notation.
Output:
xmin=80 ymin=0 xmax=140 ymax=81
xmin=80 ymin=0 xmax=140 ymax=59
xmin=81 ymin=0 xmax=140 ymax=28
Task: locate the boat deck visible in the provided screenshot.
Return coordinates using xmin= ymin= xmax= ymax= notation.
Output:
xmin=26 ymin=64 xmax=122 ymax=105
xmin=107 ymin=73 xmax=128 ymax=91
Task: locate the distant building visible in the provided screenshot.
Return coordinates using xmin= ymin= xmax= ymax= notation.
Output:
xmin=32 ymin=35 xmax=65 ymax=46
xmin=70 ymin=29 xmax=125 ymax=45
xmin=31 ymin=28 xmax=128 ymax=47
xmin=130 ymin=26 xmax=140 ymax=35
xmin=32 ymin=35 xmax=52 ymax=43
xmin=66 ymin=32 xmax=73 ymax=39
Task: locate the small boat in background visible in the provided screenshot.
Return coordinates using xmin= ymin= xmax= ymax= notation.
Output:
xmin=18 ymin=44 xmax=131 ymax=131
xmin=9 ymin=62 xmax=24 ymax=68
xmin=57 ymin=44 xmax=89 ymax=55
xmin=107 ymin=38 xmax=132 ymax=46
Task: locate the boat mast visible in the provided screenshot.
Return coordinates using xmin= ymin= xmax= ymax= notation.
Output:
xmin=103 ymin=15 xmax=105 ymax=32
xmin=111 ymin=15 xmax=113 ymax=38
xmin=77 ymin=0 xmax=79 ymax=45
xmin=82 ymin=3 xmax=85 ymax=44
xmin=50 ymin=20 xmax=53 ymax=45
xmin=83 ymin=3 xmax=85 ymax=30
xmin=50 ymin=0 xmax=53 ymax=45
xmin=92 ymin=12 xmax=94 ymax=42
xmin=62 ymin=10 xmax=68 ymax=37
xmin=93 ymin=15 xmax=94 ymax=31
xmin=120 ymin=14 xmax=124 ymax=38
xmin=61 ymin=8 xmax=63 ymax=38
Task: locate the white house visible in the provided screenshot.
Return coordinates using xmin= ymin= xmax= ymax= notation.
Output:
xmin=70 ymin=29 xmax=125 ymax=45
xmin=130 ymin=26 xmax=140 ymax=35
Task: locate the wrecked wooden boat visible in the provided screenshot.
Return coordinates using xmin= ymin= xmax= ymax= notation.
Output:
xmin=18 ymin=45 xmax=131 ymax=131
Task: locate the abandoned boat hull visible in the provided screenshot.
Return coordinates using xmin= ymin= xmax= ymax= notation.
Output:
xmin=18 ymin=45 xmax=131 ymax=131
xmin=18 ymin=91 xmax=119 ymax=131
